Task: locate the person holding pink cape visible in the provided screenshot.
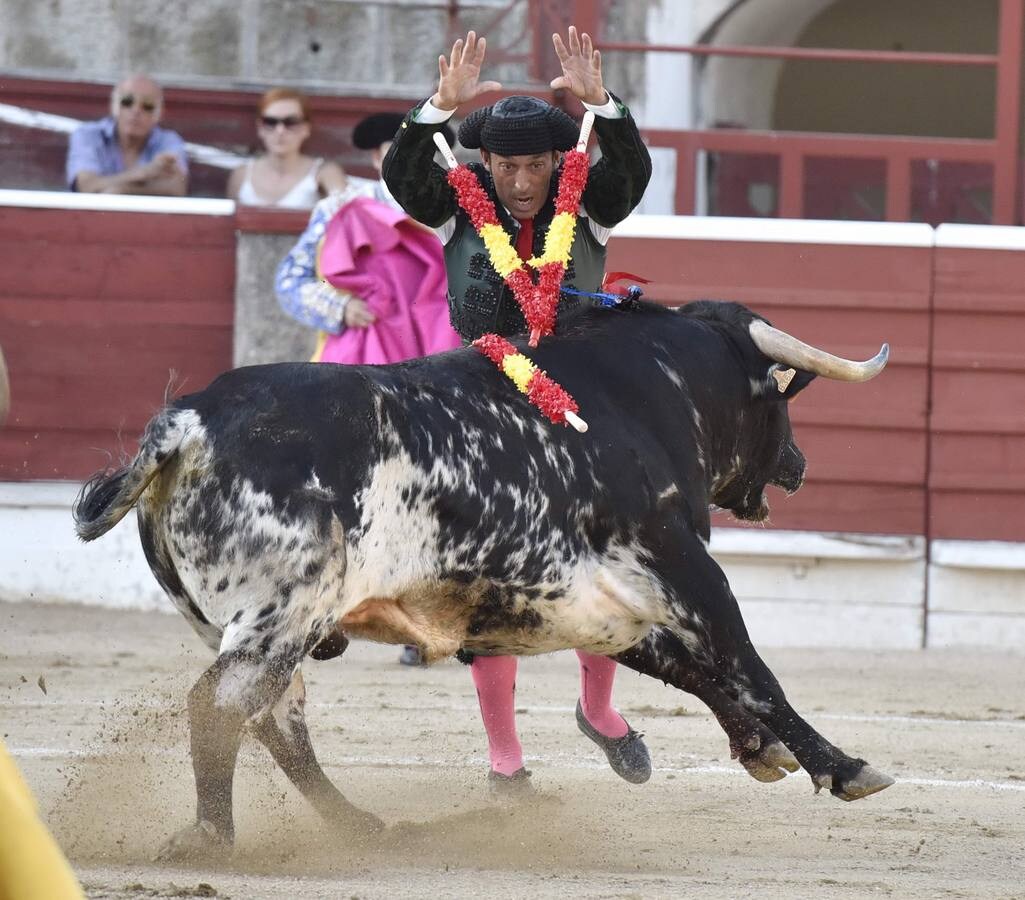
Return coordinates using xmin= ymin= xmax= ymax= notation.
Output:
xmin=314 ymin=194 xmax=458 ymax=366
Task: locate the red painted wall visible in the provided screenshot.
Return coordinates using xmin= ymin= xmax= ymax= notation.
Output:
xmin=931 ymin=245 xmax=1025 ymax=541
xmin=0 ymin=206 xmax=235 ymax=479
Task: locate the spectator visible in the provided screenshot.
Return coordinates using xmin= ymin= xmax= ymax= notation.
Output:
xmin=228 ymin=88 xmax=346 ymax=208
xmin=276 ymin=112 xmax=461 ymax=668
xmin=66 ymin=73 xmax=188 ymax=196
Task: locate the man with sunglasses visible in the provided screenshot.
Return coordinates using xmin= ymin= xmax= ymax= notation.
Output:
xmin=66 ymin=74 xmax=188 ymax=196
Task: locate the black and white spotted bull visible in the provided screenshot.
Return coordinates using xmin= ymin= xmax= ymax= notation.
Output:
xmin=74 ymin=299 xmax=894 ymax=860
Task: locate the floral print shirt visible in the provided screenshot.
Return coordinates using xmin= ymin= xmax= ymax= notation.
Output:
xmin=275 ymin=176 xmax=399 ymax=334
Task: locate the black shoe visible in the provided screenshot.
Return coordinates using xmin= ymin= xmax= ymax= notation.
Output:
xmin=398 ymin=645 xmax=423 ymax=666
xmin=487 ymin=767 xmax=535 ymax=799
xmin=576 ymin=700 xmax=651 ymax=784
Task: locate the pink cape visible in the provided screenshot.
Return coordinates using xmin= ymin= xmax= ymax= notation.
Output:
xmin=314 ymin=196 xmax=461 ymax=365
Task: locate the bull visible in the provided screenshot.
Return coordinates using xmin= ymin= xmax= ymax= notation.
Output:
xmin=74 ymin=299 xmax=894 ymax=860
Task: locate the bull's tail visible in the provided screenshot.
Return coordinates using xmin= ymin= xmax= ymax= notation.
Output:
xmin=73 ymin=406 xmax=198 ymax=542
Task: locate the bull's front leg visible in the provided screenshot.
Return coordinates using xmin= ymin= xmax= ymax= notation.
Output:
xmin=615 ymin=628 xmax=799 ymax=783
xmin=643 ymin=517 xmax=894 ymax=802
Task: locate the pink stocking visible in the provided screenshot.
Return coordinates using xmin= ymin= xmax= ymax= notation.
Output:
xmin=470 ymin=655 xmax=524 ymax=775
xmin=576 ymin=650 xmax=628 ymax=738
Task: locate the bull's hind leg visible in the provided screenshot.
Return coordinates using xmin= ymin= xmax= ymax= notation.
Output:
xmin=250 ymin=669 xmax=382 ymax=834
xmin=644 ymin=517 xmax=893 ymax=801
xmin=158 ymin=643 xmax=307 ymax=861
xmin=615 ymin=629 xmax=799 ymax=783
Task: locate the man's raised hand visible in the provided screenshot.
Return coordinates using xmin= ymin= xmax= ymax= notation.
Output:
xmin=550 ymin=26 xmax=608 ymax=106
xmin=433 ymin=31 xmax=502 ymax=112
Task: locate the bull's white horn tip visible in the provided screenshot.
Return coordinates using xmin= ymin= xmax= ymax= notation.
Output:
xmin=861 ymin=342 xmax=889 ymax=379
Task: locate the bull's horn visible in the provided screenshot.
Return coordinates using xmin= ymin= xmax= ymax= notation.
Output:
xmin=749 ymin=320 xmax=889 ymax=382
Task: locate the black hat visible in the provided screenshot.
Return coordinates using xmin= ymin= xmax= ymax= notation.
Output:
xmin=458 ymin=95 xmax=578 ymax=157
xmin=352 ymin=111 xmax=453 ymax=150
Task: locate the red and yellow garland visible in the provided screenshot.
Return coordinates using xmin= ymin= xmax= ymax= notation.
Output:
xmin=472 ymin=334 xmax=582 ymax=428
xmin=433 ymin=117 xmax=593 ymax=431
xmin=445 ymin=149 xmax=590 ymax=346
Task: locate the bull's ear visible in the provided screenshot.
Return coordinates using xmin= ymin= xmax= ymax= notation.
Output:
xmin=765 ymin=364 xmax=816 ymax=400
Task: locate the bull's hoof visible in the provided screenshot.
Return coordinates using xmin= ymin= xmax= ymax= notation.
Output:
xmin=323 ymin=802 xmax=386 ymax=837
xmin=812 ymin=765 xmax=895 ymax=801
xmin=739 ymin=740 xmax=800 ymax=783
xmin=832 ymin=765 xmax=895 ymax=801
xmin=155 ymin=819 xmax=232 ymax=863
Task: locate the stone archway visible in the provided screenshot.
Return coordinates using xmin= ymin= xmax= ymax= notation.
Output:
xmin=699 ymin=0 xmax=998 ymax=137
xmin=774 ymin=0 xmax=997 ymax=138
xmin=695 ymin=0 xmax=1003 ymax=220
xmin=698 ymin=0 xmax=836 ymax=129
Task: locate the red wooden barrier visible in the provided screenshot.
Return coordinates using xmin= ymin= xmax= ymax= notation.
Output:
xmin=0 ymin=197 xmax=235 ymax=480
xmin=2 ymin=197 xmax=1021 ymax=545
xmin=931 ymin=225 xmax=1025 ymax=541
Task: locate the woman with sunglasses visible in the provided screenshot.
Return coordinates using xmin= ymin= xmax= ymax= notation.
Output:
xmin=228 ymin=88 xmax=346 ymax=208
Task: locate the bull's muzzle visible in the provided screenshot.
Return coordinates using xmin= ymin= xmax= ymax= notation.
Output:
xmin=771 ymin=443 xmax=806 ymax=495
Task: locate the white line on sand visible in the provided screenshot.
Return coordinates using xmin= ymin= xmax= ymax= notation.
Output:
xmin=8 ymin=745 xmax=1025 ymax=793
xmin=5 ymin=699 xmax=1025 ymax=731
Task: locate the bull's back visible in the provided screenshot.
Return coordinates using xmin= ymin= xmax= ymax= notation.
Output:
xmin=176 ymin=362 xmax=385 ymax=503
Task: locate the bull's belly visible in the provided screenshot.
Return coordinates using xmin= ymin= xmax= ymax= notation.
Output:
xmin=462 ymin=614 xmax=654 ymax=657
xmin=341 ymin=551 xmax=667 ymax=660
xmin=470 ymin=565 xmax=664 ymax=655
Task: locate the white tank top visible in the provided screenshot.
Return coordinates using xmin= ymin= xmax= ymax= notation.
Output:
xmin=237 ymin=158 xmax=323 ymax=209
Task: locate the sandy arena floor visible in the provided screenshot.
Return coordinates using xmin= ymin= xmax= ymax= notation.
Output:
xmin=1 ymin=600 xmax=1023 ymax=899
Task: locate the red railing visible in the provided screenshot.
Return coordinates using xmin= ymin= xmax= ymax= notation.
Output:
xmin=641 ymin=128 xmax=1000 ymax=224
xmin=588 ymin=0 xmax=1024 ymax=225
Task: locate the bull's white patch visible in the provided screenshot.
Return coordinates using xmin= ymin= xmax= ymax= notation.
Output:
xmin=461 ymin=542 xmax=669 ymax=656
xmin=342 ymin=450 xmax=444 ymax=607
xmin=656 ymin=358 xmax=686 ymax=394
xmin=213 ymin=655 xmax=263 ymax=711
xmin=303 ymin=471 xmax=334 ymax=502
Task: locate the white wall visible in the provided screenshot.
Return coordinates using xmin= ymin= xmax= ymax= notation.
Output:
xmin=633 ymin=2 xmax=700 ymax=215
xmin=0 ymin=482 xmax=166 ymax=612
xmin=4 ymin=481 xmax=1022 ymax=652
